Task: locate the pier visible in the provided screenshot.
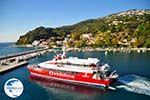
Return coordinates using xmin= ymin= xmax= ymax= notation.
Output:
xmin=0 ymin=61 xmax=28 ymax=74
xmin=0 ymin=48 xmax=49 ymax=60
xmin=0 ymin=48 xmax=53 ymax=74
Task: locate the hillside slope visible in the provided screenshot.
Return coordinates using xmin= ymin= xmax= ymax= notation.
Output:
xmin=17 ymin=9 xmax=150 ymax=48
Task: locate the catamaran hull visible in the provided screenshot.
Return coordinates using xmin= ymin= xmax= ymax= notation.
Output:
xmin=28 ymin=67 xmax=112 ymax=88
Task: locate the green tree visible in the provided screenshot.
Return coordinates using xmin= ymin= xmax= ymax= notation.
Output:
xmin=144 ymin=38 xmax=150 ymax=48
xmin=71 ymin=33 xmax=81 ymax=40
xmin=94 ymin=34 xmax=104 ymax=47
xmin=111 ymin=38 xmax=119 ymax=47
xmin=75 ymin=39 xmax=86 ymax=48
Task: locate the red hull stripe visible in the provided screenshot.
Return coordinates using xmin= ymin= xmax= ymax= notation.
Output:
xmin=28 ymin=67 xmax=111 ymax=86
xmin=31 ymin=72 xmax=106 ymax=87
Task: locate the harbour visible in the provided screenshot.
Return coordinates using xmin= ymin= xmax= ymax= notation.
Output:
xmin=1 ymin=0 xmax=150 ymax=99
xmin=0 ymin=43 xmax=150 ymax=100
xmin=0 ymin=44 xmax=150 ymax=75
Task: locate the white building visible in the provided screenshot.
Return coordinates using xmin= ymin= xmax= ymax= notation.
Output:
xmin=32 ymin=40 xmax=40 ymax=46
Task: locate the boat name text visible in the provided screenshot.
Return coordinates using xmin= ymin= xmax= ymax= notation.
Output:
xmin=49 ymin=71 xmax=75 ymax=79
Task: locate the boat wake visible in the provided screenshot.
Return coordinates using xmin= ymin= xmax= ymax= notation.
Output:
xmin=117 ymin=74 xmax=150 ymax=96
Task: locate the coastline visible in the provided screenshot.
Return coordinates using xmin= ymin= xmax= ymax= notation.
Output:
xmin=15 ymin=44 xmax=150 ymax=53
xmin=14 ymin=44 xmax=34 ymax=47
xmin=65 ymin=47 xmax=150 ymax=53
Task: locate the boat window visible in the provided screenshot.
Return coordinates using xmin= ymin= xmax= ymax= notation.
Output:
xmin=37 ymin=65 xmax=40 ymax=68
xmin=47 ymin=68 xmax=79 ymax=75
xmin=57 ymin=62 xmax=89 ymax=67
xmin=93 ymin=71 xmax=96 ymax=74
xmin=90 ymin=63 xmax=96 ymax=67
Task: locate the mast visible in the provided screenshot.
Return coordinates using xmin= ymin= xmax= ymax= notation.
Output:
xmin=62 ymin=37 xmax=68 ymax=58
xmin=62 ymin=46 xmax=66 ymax=57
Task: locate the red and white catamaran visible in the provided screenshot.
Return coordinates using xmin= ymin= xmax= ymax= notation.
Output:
xmin=28 ymin=50 xmax=118 ymax=89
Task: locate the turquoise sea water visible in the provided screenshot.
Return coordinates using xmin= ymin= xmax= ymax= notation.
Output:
xmin=0 ymin=43 xmax=150 ymax=100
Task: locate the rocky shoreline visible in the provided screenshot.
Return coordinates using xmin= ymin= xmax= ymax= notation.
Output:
xmin=15 ymin=44 xmax=150 ymax=53
xmin=65 ymin=47 xmax=150 ymax=53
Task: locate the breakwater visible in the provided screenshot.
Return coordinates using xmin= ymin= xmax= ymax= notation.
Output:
xmin=0 ymin=48 xmax=53 ymax=74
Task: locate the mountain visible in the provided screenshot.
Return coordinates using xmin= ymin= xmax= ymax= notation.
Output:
xmin=16 ymin=27 xmax=59 ymax=45
xmin=16 ymin=9 xmax=150 ymax=48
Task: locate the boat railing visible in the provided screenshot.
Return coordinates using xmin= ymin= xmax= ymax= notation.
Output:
xmin=28 ymin=64 xmax=39 ymax=68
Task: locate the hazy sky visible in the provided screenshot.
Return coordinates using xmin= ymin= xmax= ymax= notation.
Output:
xmin=0 ymin=0 xmax=150 ymax=42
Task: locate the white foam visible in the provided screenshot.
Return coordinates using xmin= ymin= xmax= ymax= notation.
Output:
xmin=117 ymin=74 xmax=150 ymax=96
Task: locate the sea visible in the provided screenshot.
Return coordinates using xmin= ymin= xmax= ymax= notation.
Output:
xmin=0 ymin=42 xmax=150 ymax=100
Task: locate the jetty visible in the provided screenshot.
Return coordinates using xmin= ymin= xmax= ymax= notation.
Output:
xmin=0 ymin=48 xmax=49 ymax=60
xmin=0 ymin=48 xmax=53 ymax=74
xmin=0 ymin=61 xmax=28 ymax=74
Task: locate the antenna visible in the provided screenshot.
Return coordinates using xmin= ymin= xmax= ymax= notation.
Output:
xmin=104 ymin=51 xmax=108 ymax=63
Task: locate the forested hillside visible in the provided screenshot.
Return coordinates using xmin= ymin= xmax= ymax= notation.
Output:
xmin=17 ymin=9 xmax=150 ymax=48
